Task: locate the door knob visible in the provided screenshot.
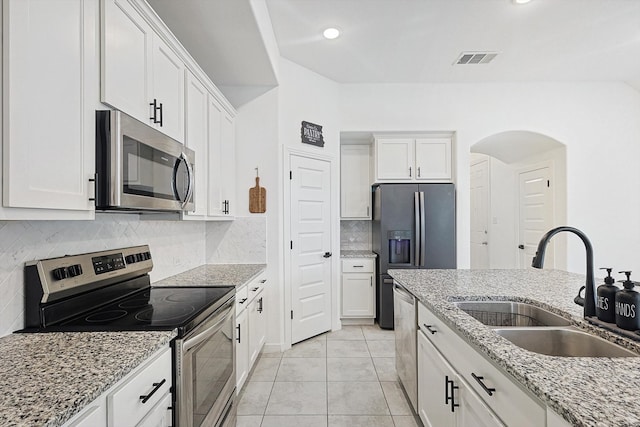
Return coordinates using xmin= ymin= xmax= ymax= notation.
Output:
xmin=518 ymin=244 xmax=525 ymax=250
xmin=482 ymin=242 xmax=488 ymax=246
xmin=323 ymin=252 xmax=332 ymax=258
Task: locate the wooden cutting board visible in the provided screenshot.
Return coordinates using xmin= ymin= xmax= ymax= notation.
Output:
xmin=249 ymin=176 xmax=266 ymax=213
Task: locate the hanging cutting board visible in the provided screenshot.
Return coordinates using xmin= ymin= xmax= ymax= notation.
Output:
xmin=249 ymin=176 xmax=266 ymax=213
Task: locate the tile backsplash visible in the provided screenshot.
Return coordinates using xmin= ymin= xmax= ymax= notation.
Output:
xmin=340 ymin=220 xmax=372 ymax=251
xmin=0 ymin=214 xmax=266 ymax=337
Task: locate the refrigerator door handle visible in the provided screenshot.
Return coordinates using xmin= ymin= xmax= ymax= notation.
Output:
xmin=414 ymin=192 xmax=420 ymax=266
xmin=420 ymin=192 xmax=426 ymax=267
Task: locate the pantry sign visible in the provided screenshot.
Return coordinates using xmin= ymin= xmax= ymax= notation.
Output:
xmin=301 ymin=121 xmax=324 ymax=147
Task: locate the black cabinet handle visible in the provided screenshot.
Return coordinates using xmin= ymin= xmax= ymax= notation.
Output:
xmin=149 ymin=99 xmax=161 ymax=124
xmin=423 ymin=324 xmax=437 ymax=334
xmin=236 ymin=324 xmax=241 ymax=343
xmin=260 ymin=279 xmax=267 ymax=283
xmin=258 ymin=297 xmax=263 ymax=313
xmin=445 ymin=375 xmax=459 ymax=412
xmin=323 ymin=252 xmax=332 ymax=258
xmin=471 ymin=373 xmax=496 ymax=396
xmin=140 ymin=378 xmax=166 ymax=404
xmin=239 ymin=298 xmax=247 ymax=305
xmin=251 ymin=287 xmax=259 ymax=292
xmin=158 ymin=102 xmax=163 ymax=127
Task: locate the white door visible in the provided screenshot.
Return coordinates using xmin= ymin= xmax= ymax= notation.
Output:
xmin=290 ymin=155 xmax=333 ymax=344
xmin=470 ymin=160 xmax=490 ymax=269
xmin=518 ymin=167 xmax=553 ymax=268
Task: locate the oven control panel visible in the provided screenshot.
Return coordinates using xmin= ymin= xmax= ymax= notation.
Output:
xmin=25 ymin=245 xmax=153 ymax=303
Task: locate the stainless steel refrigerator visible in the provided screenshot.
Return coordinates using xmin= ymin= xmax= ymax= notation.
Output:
xmin=372 ymin=183 xmax=456 ymax=329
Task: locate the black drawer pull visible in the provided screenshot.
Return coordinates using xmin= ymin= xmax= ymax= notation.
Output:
xmin=140 ymin=378 xmax=166 ymax=404
xmin=471 ymin=373 xmax=496 ymax=396
xmin=260 ymin=279 xmax=267 ymax=283
xmin=251 ymin=287 xmax=259 ymax=292
xmin=239 ymin=298 xmax=247 ymax=304
xmin=423 ymin=324 xmax=437 ymax=334
xmin=445 ymin=375 xmax=459 ymax=412
xmin=353 ymin=265 xmax=364 ymax=268
xmin=236 ymin=324 xmax=241 ymax=343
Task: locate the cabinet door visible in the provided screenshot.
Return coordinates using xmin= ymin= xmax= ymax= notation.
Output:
xmin=136 ymin=392 xmax=172 ymax=427
xmin=207 ymin=96 xmax=224 ymax=217
xmin=101 ymin=0 xmax=152 ymax=123
xmin=248 ymin=291 xmax=266 ymax=367
xmin=184 ymin=71 xmax=209 ymax=217
xmin=3 ymin=0 xmax=98 ymax=213
xmin=418 ymin=330 xmax=455 ymax=427
xmin=64 ymin=403 xmax=106 ymax=427
xmin=415 ymin=138 xmax=452 ymax=180
xmin=375 ymin=138 xmax=413 ymax=180
xmin=151 ymin=34 xmax=185 ymax=142
xmin=340 ymin=145 xmax=371 ymax=219
xmin=236 ymin=309 xmax=249 ymax=390
xmin=456 ymin=377 xmax=505 ymax=427
xmin=220 ymin=112 xmax=236 ymax=217
xmin=342 ymin=273 xmax=375 ymax=317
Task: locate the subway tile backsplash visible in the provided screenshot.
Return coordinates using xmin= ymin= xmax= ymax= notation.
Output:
xmin=340 ymin=220 xmax=372 ymax=251
xmin=0 ymin=215 xmax=266 ymax=337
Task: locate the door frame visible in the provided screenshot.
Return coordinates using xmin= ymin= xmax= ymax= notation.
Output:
xmin=283 ymin=147 xmax=338 ymax=350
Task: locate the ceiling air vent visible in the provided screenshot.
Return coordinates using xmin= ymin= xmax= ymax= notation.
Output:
xmin=454 ymin=52 xmax=498 ymax=65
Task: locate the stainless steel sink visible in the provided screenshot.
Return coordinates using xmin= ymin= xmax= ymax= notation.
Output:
xmin=453 ymin=301 xmax=571 ymax=327
xmin=495 ymin=327 xmax=639 ymax=357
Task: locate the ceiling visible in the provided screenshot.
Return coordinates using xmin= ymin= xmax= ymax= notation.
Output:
xmin=149 ymin=0 xmax=640 ymax=106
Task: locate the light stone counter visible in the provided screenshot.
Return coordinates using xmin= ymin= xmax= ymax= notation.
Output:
xmin=154 ymin=263 xmax=266 ymax=288
xmin=388 ymin=268 xmax=640 ymax=427
xmin=340 ymin=250 xmax=377 ymax=258
xmin=0 ymin=330 xmax=175 ymax=427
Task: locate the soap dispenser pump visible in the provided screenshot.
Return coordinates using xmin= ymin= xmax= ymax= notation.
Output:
xmin=615 ymin=271 xmax=640 ymax=330
xmin=596 ymin=268 xmax=618 ymax=323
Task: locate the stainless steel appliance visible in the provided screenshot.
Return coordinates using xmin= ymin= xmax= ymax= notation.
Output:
xmin=95 ymin=110 xmax=195 ymax=212
xmin=393 ymin=281 xmax=417 ymax=412
xmin=372 ymin=183 xmax=456 ymax=329
xmin=22 ymin=245 xmax=235 ymax=427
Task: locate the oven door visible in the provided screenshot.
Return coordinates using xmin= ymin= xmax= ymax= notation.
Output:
xmin=175 ymin=297 xmax=235 ymax=427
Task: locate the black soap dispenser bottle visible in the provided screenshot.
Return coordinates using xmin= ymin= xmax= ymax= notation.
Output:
xmin=596 ymin=268 xmax=618 ymax=323
xmin=615 ymin=271 xmax=640 ymax=330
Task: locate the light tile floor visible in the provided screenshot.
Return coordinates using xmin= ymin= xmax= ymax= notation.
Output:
xmin=237 ymin=325 xmax=423 ymax=427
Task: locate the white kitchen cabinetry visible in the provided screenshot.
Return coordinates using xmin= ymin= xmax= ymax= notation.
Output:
xmin=61 ymin=345 xmax=172 ymax=427
xmin=341 ymin=259 xmax=375 ymax=322
xmin=1 ymin=0 xmax=99 ymax=219
xmin=207 ymin=97 xmax=236 ymax=219
xmin=374 ymin=136 xmax=452 ymax=182
xmin=417 ymin=302 xmax=545 ymax=427
xmin=101 ymin=0 xmax=185 ymax=143
xmin=340 ymin=145 xmax=372 ymax=219
xmin=236 ymin=273 xmax=267 ymax=391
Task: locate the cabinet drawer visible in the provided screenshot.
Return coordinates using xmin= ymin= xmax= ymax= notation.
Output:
xmin=248 ymin=274 xmax=267 ymax=303
xmin=236 ymin=285 xmax=249 ymax=315
xmin=418 ymin=302 xmax=545 ymax=427
xmin=108 ymin=347 xmax=171 ymax=427
xmin=342 ymin=259 xmax=374 ymax=273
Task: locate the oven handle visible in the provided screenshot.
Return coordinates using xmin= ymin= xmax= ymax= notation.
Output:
xmin=183 ymin=299 xmax=234 ymax=351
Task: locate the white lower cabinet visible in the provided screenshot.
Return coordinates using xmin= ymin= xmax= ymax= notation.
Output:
xmin=61 ymin=345 xmax=172 ymax=427
xmin=418 ymin=302 xmax=545 ymax=427
xmin=341 ymin=258 xmax=375 ymax=320
xmin=236 ymin=274 xmax=267 ymax=391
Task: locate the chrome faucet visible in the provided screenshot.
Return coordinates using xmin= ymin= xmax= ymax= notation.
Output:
xmin=531 ymin=226 xmax=596 ymax=318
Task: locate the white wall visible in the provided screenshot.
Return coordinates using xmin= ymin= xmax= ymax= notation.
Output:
xmin=340 ymin=82 xmax=640 ymax=276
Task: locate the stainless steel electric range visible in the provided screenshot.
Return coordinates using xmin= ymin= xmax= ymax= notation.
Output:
xmin=22 ymin=245 xmax=236 ymax=427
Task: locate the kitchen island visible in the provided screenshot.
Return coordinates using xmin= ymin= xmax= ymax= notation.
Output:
xmin=388 ymin=268 xmax=640 ymax=427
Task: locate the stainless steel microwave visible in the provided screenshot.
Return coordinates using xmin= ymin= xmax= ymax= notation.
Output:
xmin=95 ymin=110 xmax=195 ymax=212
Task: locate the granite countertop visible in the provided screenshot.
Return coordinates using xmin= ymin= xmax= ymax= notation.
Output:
xmin=340 ymin=250 xmax=377 ymax=258
xmin=0 ymin=330 xmax=175 ymax=427
xmin=388 ymin=269 xmax=640 ymax=427
xmin=154 ymin=263 xmax=266 ymax=288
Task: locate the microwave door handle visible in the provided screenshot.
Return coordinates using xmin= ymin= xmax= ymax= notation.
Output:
xmin=414 ymin=192 xmax=420 ymax=266
xmin=420 ymin=191 xmax=426 ymax=267
xmin=178 ymin=152 xmax=194 ymax=208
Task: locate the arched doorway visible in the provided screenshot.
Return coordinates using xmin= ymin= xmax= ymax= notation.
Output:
xmin=469 ymin=131 xmax=567 ymax=270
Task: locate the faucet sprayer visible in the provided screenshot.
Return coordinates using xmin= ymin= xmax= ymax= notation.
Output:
xmin=531 ymin=226 xmax=596 ymax=318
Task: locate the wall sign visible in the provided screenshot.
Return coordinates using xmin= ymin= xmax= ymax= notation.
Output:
xmin=301 ymin=121 xmax=324 ymax=147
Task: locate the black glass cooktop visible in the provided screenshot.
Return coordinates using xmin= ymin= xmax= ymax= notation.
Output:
xmin=55 ymin=286 xmax=234 ymax=334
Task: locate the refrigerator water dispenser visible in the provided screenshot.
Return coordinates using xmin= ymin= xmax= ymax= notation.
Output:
xmin=388 ymin=230 xmax=411 ymax=264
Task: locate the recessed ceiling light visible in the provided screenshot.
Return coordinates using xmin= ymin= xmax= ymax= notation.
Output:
xmin=323 ymin=28 xmax=340 ymax=40
xmin=512 ymin=0 xmax=532 ymax=4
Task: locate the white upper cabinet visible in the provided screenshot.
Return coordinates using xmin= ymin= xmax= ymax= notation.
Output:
xmin=207 ymin=96 xmax=236 ymax=219
xmin=220 ymin=112 xmax=236 ymax=217
xmin=101 ymin=0 xmax=185 ymax=143
xmin=374 ymin=136 xmax=453 ymax=183
xmin=183 ymin=71 xmax=208 ymax=218
xmin=1 ymin=0 xmax=99 ymax=219
xmin=340 ymin=145 xmax=372 ymax=219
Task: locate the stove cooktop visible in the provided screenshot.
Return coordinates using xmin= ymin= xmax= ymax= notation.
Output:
xmin=35 ymin=286 xmax=235 ymax=336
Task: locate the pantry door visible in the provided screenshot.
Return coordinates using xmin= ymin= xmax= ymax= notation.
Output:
xmin=518 ymin=167 xmax=553 ymax=268
xmin=289 ymin=154 xmax=333 ymax=344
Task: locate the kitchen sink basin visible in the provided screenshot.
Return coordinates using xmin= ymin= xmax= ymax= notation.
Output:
xmin=495 ymin=327 xmax=639 ymax=357
xmin=453 ymin=301 xmax=571 ymax=327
